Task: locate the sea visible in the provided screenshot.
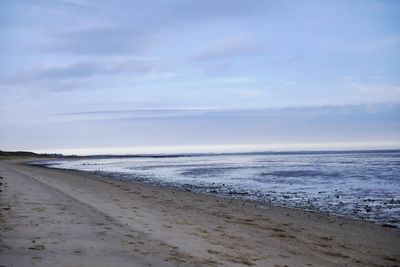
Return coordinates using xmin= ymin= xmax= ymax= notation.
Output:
xmin=36 ymin=150 xmax=400 ymax=226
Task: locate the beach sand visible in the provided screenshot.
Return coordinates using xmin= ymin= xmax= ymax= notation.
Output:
xmin=0 ymin=159 xmax=399 ymax=267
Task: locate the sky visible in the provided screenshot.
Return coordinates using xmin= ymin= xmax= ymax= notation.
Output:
xmin=0 ymin=0 xmax=399 ymax=155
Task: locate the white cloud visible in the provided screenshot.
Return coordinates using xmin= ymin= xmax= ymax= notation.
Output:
xmin=348 ymin=83 xmax=400 ymax=103
xmin=192 ymin=33 xmax=264 ymax=61
xmin=338 ymin=75 xmax=360 ymax=81
xmin=363 ymin=36 xmax=400 ymax=52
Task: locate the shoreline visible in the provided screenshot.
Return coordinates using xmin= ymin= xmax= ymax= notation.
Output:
xmin=1 ymin=159 xmax=399 ymax=266
xmin=33 ymin=157 xmax=400 ymax=228
xmin=33 ymin=162 xmax=400 ymax=229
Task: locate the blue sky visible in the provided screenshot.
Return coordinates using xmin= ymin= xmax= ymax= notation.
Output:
xmin=0 ymin=0 xmax=399 ymax=154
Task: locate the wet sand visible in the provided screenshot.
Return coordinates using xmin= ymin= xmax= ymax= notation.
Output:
xmin=0 ymin=159 xmax=399 ymax=266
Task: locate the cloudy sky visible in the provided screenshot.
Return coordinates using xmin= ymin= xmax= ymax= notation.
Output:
xmin=0 ymin=0 xmax=399 ymax=155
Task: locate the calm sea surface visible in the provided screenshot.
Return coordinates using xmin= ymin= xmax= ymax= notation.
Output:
xmin=40 ymin=150 xmax=400 ymax=226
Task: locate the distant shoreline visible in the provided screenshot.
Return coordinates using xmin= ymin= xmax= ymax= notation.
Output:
xmin=3 ymin=148 xmax=399 ymax=160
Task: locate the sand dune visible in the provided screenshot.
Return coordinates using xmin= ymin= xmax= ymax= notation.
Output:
xmin=1 ymin=159 xmax=399 ymax=266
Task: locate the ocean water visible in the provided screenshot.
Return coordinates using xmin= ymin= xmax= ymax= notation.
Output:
xmin=39 ymin=150 xmax=400 ymax=226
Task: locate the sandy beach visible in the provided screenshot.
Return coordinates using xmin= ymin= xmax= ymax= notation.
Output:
xmin=0 ymin=159 xmax=399 ymax=267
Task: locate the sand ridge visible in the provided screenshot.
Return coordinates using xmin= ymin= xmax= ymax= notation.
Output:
xmin=0 ymin=159 xmax=399 ymax=266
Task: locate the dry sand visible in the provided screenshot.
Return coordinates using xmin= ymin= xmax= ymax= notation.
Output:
xmin=0 ymin=159 xmax=399 ymax=267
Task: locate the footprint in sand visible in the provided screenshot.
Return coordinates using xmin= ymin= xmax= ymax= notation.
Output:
xmin=29 ymin=244 xmax=45 ymax=251
xmin=320 ymin=236 xmax=334 ymax=241
xmin=96 ymin=230 xmax=106 ymax=236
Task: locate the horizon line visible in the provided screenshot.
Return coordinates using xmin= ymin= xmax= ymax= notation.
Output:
xmin=28 ymin=141 xmax=400 ymax=156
